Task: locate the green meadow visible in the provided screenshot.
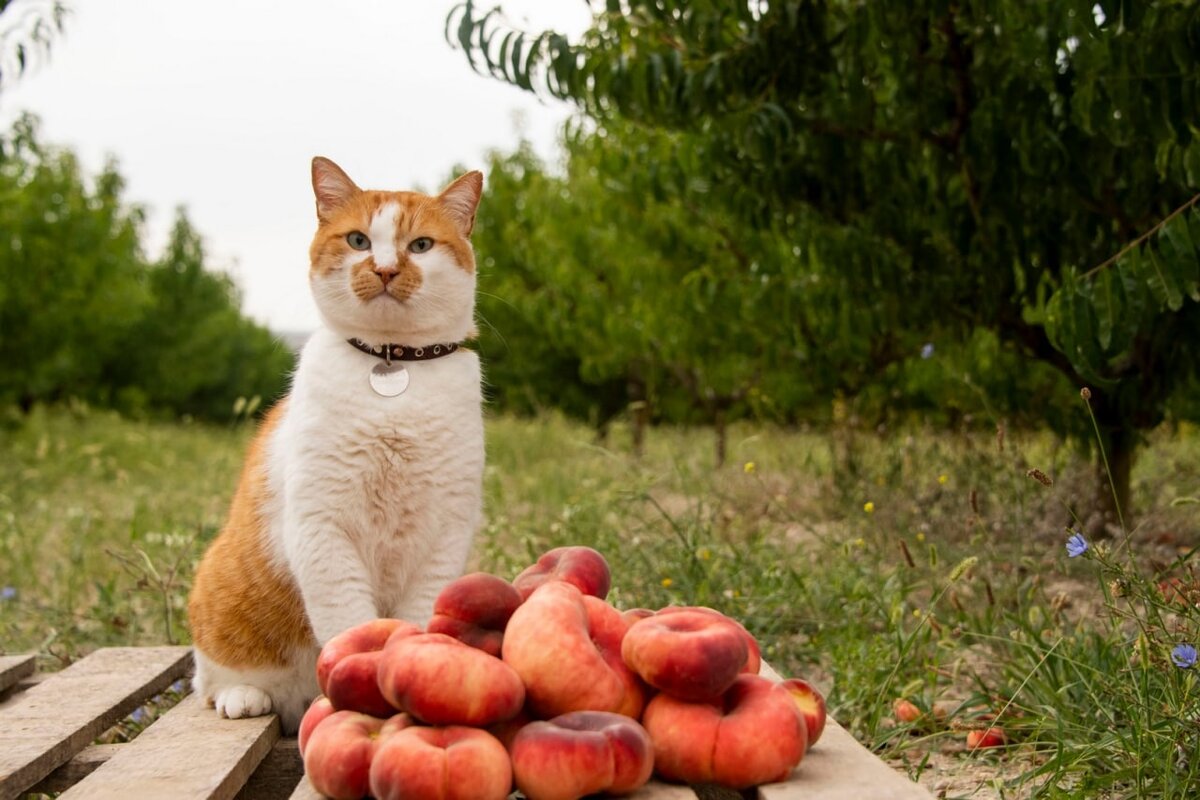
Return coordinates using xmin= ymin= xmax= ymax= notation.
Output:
xmin=3 ymin=405 xmax=1198 ymax=796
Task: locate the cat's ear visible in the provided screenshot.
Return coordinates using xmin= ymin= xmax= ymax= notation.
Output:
xmin=311 ymin=157 xmax=360 ymax=222
xmin=437 ymin=171 xmax=484 ymax=236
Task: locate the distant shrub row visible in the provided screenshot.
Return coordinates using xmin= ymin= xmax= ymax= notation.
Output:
xmin=0 ymin=115 xmax=293 ymax=421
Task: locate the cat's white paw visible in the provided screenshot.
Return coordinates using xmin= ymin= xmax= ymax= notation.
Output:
xmin=214 ymin=685 xmax=273 ymax=719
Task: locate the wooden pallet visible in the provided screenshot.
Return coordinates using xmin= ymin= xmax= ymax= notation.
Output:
xmin=0 ymin=648 xmax=931 ymax=800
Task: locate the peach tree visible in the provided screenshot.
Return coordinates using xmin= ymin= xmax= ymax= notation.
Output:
xmin=452 ymin=0 xmax=1200 ymax=519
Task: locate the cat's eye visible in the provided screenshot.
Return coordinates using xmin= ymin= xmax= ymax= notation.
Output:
xmin=346 ymin=231 xmax=371 ymax=251
xmin=409 ymin=237 xmax=434 ymax=254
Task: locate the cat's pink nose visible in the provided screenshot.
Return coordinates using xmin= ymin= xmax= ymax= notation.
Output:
xmin=374 ymin=264 xmax=398 ymax=285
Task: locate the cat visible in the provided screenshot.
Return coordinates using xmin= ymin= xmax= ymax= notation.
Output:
xmin=187 ymin=157 xmax=486 ymax=733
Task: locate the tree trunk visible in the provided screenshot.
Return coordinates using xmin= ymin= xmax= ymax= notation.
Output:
xmin=714 ymin=410 xmax=727 ymax=468
xmin=628 ymin=376 xmax=648 ymax=458
xmin=631 ymin=405 xmax=647 ymax=458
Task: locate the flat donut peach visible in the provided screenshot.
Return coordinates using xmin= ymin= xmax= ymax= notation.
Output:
xmin=621 ymin=608 xmax=748 ymax=701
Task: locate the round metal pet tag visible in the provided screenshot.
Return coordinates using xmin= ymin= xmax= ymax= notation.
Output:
xmin=369 ymin=362 xmax=410 ymax=397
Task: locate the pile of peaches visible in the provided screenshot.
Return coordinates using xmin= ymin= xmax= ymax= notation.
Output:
xmin=299 ymin=546 xmax=827 ymax=800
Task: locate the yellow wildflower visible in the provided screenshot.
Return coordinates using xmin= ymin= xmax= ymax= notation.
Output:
xmin=743 ymin=461 xmax=756 ymax=474
xmin=863 ymin=501 xmax=875 ymax=514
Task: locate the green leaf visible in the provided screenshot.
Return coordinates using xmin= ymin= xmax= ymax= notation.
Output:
xmin=1163 ymin=208 xmax=1200 ymax=301
xmin=454 ymin=1 xmax=480 ymax=72
xmin=1116 ymin=246 xmax=1149 ymax=325
xmin=497 ymin=31 xmax=516 ymax=82
xmin=510 ymin=33 xmax=526 ymax=88
xmin=1043 ymin=284 xmax=1066 ymax=353
xmin=1069 ymin=282 xmax=1106 ymax=382
xmin=1144 ymin=242 xmax=1185 ymax=311
xmin=1090 ymin=267 xmax=1125 ymax=352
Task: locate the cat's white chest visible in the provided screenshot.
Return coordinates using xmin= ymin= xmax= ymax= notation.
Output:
xmin=268 ymin=328 xmax=485 ymax=620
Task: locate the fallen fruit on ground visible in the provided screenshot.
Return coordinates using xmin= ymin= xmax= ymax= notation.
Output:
xmin=967 ymin=725 xmax=1007 ymax=749
xmin=893 ymin=698 xmax=922 ymax=724
xmin=510 ymin=710 xmax=654 ymax=800
xmin=369 ymin=725 xmax=512 ymax=800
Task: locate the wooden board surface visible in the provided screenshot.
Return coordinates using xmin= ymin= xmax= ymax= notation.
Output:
xmin=59 ymin=694 xmax=280 ymax=800
xmin=0 ymin=655 xmax=35 ymax=694
xmin=755 ymin=663 xmax=932 ymax=800
xmin=288 ymin=776 xmax=323 ymax=800
xmin=0 ymin=646 xmax=191 ymax=800
xmin=34 ymin=738 xmax=304 ymax=800
xmin=756 ymin=716 xmax=933 ymax=799
xmin=627 ymin=783 xmax=709 ymax=799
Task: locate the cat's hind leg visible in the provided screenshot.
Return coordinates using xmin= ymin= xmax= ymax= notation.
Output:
xmin=191 ymin=646 xmax=318 ymax=734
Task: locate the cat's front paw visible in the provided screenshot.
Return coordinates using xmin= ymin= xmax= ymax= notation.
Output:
xmin=214 ymin=685 xmax=274 ymax=720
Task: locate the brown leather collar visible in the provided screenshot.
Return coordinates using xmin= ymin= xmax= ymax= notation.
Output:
xmin=347 ymin=339 xmax=461 ymax=363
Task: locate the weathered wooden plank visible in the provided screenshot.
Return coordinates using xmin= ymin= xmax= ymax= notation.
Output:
xmin=756 ymin=662 xmax=932 ymax=800
xmin=0 ymin=645 xmax=191 ymax=800
xmin=237 ymin=737 xmax=303 ymax=800
xmin=756 ymin=716 xmax=933 ymax=800
xmin=0 ymin=674 xmax=47 ymax=712
xmin=628 ymin=782 xmax=706 ymax=799
xmin=58 ymin=693 xmax=279 ymax=800
xmin=28 ymin=744 xmax=123 ymax=794
xmin=287 ymin=776 xmax=325 ymax=800
xmin=0 ymin=655 xmax=35 ymax=694
xmin=31 ymin=737 xmax=305 ymax=800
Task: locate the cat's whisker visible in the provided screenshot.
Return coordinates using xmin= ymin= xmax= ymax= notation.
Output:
xmin=474 ymin=313 xmax=509 ymax=351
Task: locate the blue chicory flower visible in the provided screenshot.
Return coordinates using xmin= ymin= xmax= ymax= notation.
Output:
xmin=1171 ymin=643 xmax=1198 ymax=669
xmin=0 ymin=586 xmax=15 ymax=601
xmin=920 ymin=343 xmax=935 ymax=359
xmin=1065 ymin=532 xmax=1089 ymax=558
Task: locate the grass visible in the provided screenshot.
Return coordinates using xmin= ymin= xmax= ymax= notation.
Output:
xmin=1 ymin=403 xmax=1198 ymax=797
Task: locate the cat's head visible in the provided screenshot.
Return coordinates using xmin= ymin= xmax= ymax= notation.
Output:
xmin=308 ymin=157 xmax=483 ymax=345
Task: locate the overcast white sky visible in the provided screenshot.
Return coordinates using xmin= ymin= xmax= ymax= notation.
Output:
xmin=0 ymin=0 xmax=589 ymax=332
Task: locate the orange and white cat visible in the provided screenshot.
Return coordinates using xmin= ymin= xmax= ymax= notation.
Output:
xmin=187 ymin=157 xmax=486 ymax=732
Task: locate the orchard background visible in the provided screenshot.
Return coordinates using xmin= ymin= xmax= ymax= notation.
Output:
xmin=2 ymin=2 xmax=1199 ymax=797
